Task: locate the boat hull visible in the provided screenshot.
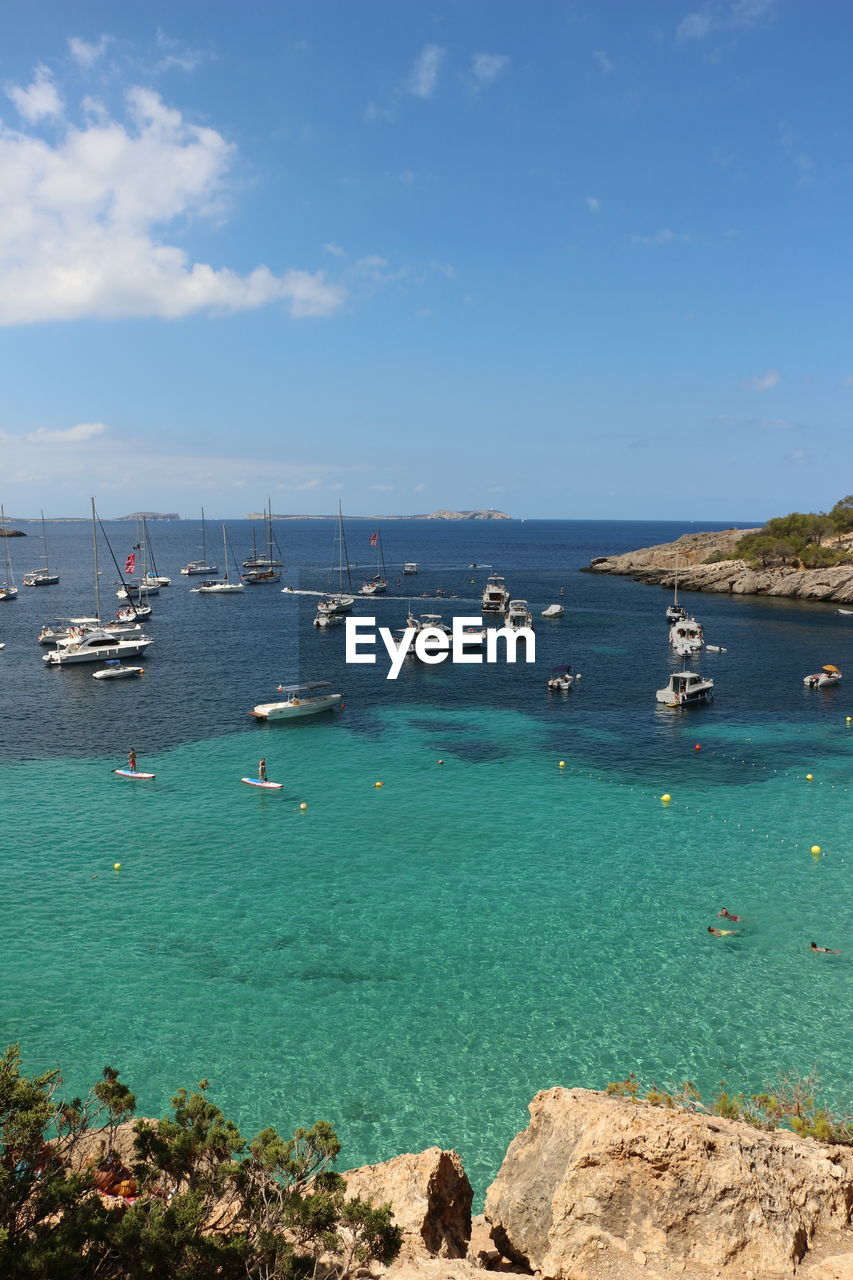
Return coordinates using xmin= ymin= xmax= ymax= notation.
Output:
xmin=251 ymin=694 xmax=342 ymax=720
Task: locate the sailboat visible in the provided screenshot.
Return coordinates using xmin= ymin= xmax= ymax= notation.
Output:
xmin=23 ymin=511 xmax=59 ymax=586
xmin=192 ymin=526 xmax=245 ymax=593
xmin=43 ymin=500 xmax=154 ymax=665
xmin=359 ymin=523 xmax=388 ymax=595
xmin=141 ymin=517 xmax=170 ymax=587
xmin=181 ymin=508 xmax=219 ymax=576
xmin=666 ymin=555 xmax=687 ymax=624
xmin=314 ymin=503 xmax=355 ymax=626
xmin=0 ymin=506 xmax=18 ymax=601
xmin=117 ymin=520 xmax=159 ymax=601
xmin=243 ymin=499 xmax=284 ymax=576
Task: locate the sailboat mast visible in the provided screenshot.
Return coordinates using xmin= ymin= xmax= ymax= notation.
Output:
xmin=201 ymin=508 xmax=208 ymax=564
xmin=41 ymin=510 xmax=50 ymax=574
xmin=92 ymin=498 xmax=101 ymax=621
xmin=222 ymin=525 xmax=229 ymax=581
xmin=377 ymin=524 xmax=387 ymax=581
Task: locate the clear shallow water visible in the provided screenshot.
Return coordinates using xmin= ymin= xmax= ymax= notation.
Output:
xmin=2 ymin=518 xmax=853 ymax=1196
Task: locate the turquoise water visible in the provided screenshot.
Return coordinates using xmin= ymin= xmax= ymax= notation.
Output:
xmin=4 ymin=706 xmax=853 ymax=1195
xmin=3 ymin=519 xmax=853 ymax=1197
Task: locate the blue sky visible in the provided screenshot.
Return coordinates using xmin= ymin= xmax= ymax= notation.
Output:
xmin=0 ymin=0 xmax=851 ymax=520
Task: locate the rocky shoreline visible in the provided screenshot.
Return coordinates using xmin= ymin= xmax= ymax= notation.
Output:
xmin=583 ymin=527 xmax=853 ymax=605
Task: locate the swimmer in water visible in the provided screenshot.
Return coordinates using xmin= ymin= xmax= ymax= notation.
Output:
xmin=810 ymin=941 xmax=842 ymax=954
xmin=717 ymin=908 xmax=742 ymax=922
xmin=708 ymin=926 xmax=740 ymax=937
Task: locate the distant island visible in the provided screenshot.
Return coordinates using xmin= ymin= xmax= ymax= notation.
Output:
xmin=249 ymin=509 xmax=511 ymax=521
xmin=113 ymin=512 xmax=181 ymax=521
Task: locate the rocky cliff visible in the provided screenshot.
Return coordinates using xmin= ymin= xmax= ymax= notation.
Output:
xmin=584 ymin=528 xmax=853 ymax=604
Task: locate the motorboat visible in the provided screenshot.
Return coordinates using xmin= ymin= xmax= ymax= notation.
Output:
xmin=313 ymin=608 xmax=345 ymax=628
xmin=656 ymin=671 xmax=714 ymax=706
xmin=505 ymin=599 xmax=533 ymax=630
xmin=192 ymin=526 xmax=245 ymax=593
xmin=669 ymin=616 xmax=703 ymax=656
xmin=0 ymin=504 xmax=18 ymax=601
xmin=408 ymin=612 xmax=451 ymax=634
xmin=482 ymin=573 xmax=509 ymax=613
xmin=804 ymin=665 xmax=842 ymax=689
xmin=251 ymin=681 xmax=342 ymax=720
xmin=547 ymin=664 xmax=579 ymax=691
xmin=38 ymin=618 xmax=144 ymax=645
xmin=93 ymin=660 xmax=145 ymax=680
xmin=181 ymin=508 xmax=219 ymax=576
xmin=403 ymin=562 xmax=419 ymax=575
xmin=44 ymin=627 xmax=154 ymax=667
xmin=541 ymin=604 xmax=564 ymax=618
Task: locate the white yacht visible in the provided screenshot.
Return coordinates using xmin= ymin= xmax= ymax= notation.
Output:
xmin=547 ymin=664 xmax=578 ymax=690
xmin=359 ymin=525 xmax=388 ymax=595
xmin=666 ymin=556 xmax=687 ymax=624
xmin=656 ymin=671 xmax=714 ymax=706
xmin=0 ymin=505 xmax=18 ymax=601
xmin=541 ymin=603 xmax=564 ymax=618
xmin=191 ymin=526 xmax=244 ymax=593
xmin=403 ymin=562 xmax=419 ymax=575
xmin=38 ymin=618 xmax=145 ymax=646
xmin=93 ymin=660 xmax=145 ymax=680
xmin=505 ymin=599 xmax=533 ymax=630
xmin=669 ymin=616 xmax=703 ymax=656
xmin=23 ymin=512 xmax=59 ymax=587
xmin=482 ymin=573 xmax=510 ymax=614
xmin=181 ymin=508 xmax=219 ymax=576
xmin=407 ymin=612 xmax=452 ymax=634
xmin=251 ymin=681 xmax=342 ymax=720
xmin=44 ymin=627 xmax=154 ymax=667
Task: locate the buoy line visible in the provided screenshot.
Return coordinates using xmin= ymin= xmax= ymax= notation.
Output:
xmin=682 ymin=740 xmax=853 ymax=793
xmin=553 ymin=761 xmax=838 ymax=857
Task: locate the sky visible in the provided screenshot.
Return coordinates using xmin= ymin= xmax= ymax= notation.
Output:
xmin=0 ymin=0 xmax=851 ymax=521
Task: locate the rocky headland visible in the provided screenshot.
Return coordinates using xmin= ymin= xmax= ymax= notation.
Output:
xmin=584 ymin=527 xmax=853 ymax=605
xmin=65 ymin=1088 xmax=853 ymax=1280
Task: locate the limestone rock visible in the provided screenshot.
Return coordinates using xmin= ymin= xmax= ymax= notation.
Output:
xmin=484 ymin=1087 xmax=853 ymax=1279
xmin=344 ymin=1147 xmax=473 ymax=1261
xmin=807 ymin=1254 xmax=853 ymax=1280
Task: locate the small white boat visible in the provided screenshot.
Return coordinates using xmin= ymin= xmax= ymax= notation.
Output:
xmin=482 ymin=573 xmax=510 ymax=614
xmin=192 ymin=526 xmax=244 ymax=592
xmin=804 ymin=665 xmax=842 ymax=689
xmin=669 ymin=616 xmax=703 ymax=656
xmin=505 ymin=599 xmax=533 ymax=630
xmin=93 ymin=661 xmax=145 ymax=680
xmin=44 ymin=627 xmax=154 ymax=667
xmin=408 ymin=612 xmax=451 ymax=634
xmin=359 ymin=575 xmax=387 ymax=596
xmin=142 ymin=572 xmax=170 ymax=588
xmin=837 ymin=608 xmax=853 ymax=616
xmin=547 ymin=664 xmax=579 ymax=691
xmin=181 ymin=508 xmax=219 ymax=576
xmin=656 ymin=671 xmax=714 ymax=706
xmin=313 ymin=608 xmax=344 ymax=628
xmin=706 ymin=645 xmax=727 ymax=653
xmin=251 ymin=681 xmax=342 ymax=720
xmin=402 ymin=562 xmax=419 ymax=575
xmin=541 ymin=604 xmax=564 ymax=618
xmin=0 ymin=505 xmax=18 ymax=601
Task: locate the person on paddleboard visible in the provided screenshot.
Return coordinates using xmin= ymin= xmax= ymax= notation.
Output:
xmin=128 ymin=747 xmax=137 ymax=773
xmin=258 ymin=757 xmax=267 ymax=782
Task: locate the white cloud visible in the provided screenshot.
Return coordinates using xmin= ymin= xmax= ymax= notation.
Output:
xmin=471 ymin=53 xmax=509 ymax=88
xmin=0 ymin=82 xmax=345 ymax=325
xmin=630 ymin=228 xmax=678 ymax=245
xmin=593 ymin=49 xmax=614 ymax=74
xmin=27 ymin=421 xmax=108 ymax=444
xmin=323 ymin=242 xmax=345 ymax=256
xmin=407 ymin=45 xmax=445 ymax=99
xmin=585 ymin=196 xmax=600 ymax=213
xmin=399 ymin=169 xmax=415 ymax=184
xmin=677 ymin=0 xmax=777 ymax=41
xmin=371 ymin=484 xmax=394 ymax=492
xmin=68 ymin=36 xmax=111 ymax=68
xmin=153 ymin=29 xmax=206 ymax=75
xmin=6 ymin=66 xmax=63 ymax=123
xmin=741 ymin=369 xmax=781 ymax=391
xmin=413 ymin=483 xmax=426 ymax=493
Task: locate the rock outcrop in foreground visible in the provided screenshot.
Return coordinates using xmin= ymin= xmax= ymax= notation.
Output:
xmin=585 ymin=528 xmax=853 ymax=604
xmin=344 ymin=1147 xmax=472 ymax=1261
xmin=482 ymin=1088 xmax=853 ymax=1280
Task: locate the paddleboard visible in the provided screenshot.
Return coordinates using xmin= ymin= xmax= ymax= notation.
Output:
xmin=241 ymin=777 xmax=283 ymax=790
xmin=112 ymin=768 xmax=156 ymax=780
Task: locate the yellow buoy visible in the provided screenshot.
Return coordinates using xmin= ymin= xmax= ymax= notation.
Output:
xmin=661 ymin=794 xmax=671 ymax=804
xmin=374 ymin=781 xmax=384 ymax=788
xmin=559 ymin=760 xmax=566 ymax=768
xmin=299 ymin=802 xmax=308 ymax=811
xmin=113 ymin=862 xmax=121 ymax=870
xmin=847 ymin=717 xmax=852 ymax=724
xmin=811 ymin=845 xmax=822 ymax=855
xmin=806 ymin=774 xmax=814 ymax=782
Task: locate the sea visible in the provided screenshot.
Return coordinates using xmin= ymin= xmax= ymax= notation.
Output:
xmin=2 ymin=516 xmax=852 ymax=1198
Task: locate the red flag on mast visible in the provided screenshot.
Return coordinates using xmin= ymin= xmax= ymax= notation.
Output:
xmin=369 ymin=533 xmax=377 ymax=547
xmin=125 ymin=553 xmax=136 ymax=574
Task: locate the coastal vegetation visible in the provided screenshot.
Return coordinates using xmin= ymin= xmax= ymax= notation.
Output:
xmin=728 ymin=495 xmax=853 ymax=569
xmin=605 ymin=1070 xmax=853 ymax=1144
xmin=0 ymin=1045 xmax=401 ymax=1280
